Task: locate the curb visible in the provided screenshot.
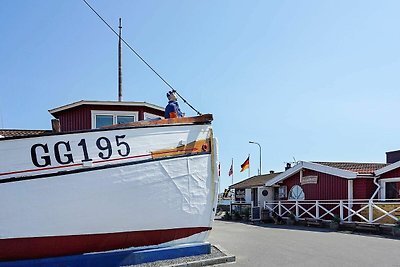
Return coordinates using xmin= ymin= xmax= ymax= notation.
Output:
xmin=164 ymin=244 xmax=236 ymax=267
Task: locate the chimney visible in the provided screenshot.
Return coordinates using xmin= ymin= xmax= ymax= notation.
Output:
xmin=269 ymin=170 xmax=274 ymax=174
xmin=285 ymin=163 xmax=291 ymax=171
xmin=386 ymin=150 xmax=400 ymax=164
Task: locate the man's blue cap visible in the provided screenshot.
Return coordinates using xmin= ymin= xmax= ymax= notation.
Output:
xmin=166 ymin=90 xmax=175 ymax=98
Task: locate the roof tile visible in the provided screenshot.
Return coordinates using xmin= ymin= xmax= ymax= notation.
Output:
xmin=313 ymin=162 xmax=388 ymax=175
xmin=230 ymin=172 xmax=282 ymax=189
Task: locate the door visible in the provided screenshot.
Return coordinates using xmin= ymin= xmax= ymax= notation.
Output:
xmin=251 ymin=187 xmax=261 ymax=220
xmin=251 ymin=188 xmax=259 ymax=206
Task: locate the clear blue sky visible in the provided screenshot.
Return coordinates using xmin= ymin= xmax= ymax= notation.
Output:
xmin=1 ymin=0 xmax=400 ymax=191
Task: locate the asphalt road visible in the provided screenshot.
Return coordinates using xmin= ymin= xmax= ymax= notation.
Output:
xmin=207 ymin=220 xmax=400 ymax=267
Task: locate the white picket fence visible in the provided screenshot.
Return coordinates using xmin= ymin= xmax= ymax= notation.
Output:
xmin=261 ymin=199 xmax=400 ymax=225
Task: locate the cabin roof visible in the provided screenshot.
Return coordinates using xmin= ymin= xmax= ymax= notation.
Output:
xmin=0 ymin=129 xmax=51 ymax=138
xmin=49 ymin=100 xmax=164 ymax=115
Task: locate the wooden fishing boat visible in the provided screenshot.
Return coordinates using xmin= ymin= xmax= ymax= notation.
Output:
xmin=0 ymin=114 xmax=218 ymax=261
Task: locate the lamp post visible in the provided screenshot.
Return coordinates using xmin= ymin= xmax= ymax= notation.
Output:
xmin=249 ymin=141 xmax=261 ymax=175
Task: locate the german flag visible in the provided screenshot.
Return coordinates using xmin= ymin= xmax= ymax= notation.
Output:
xmin=240 ymin=156 xmax=250 ymax=172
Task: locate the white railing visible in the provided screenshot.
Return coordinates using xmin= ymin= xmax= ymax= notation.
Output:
xmin=263 ymin=199 xmax=400 ymax=225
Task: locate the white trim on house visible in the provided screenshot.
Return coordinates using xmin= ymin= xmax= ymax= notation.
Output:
xmin=379 ymin=177 xmax=400 ymax=183
xmin=379 ymin=180 xmax=385 ymax=199
xmin=374 ymin=161 xmax=400 ymax=176
xmin=91 ymin=110 xmax=139 ymax=129
xmin=49 ymin=100 xmax=164 ymax=115
xmin=348 ymin=180 xmax=353 ymax=200
xmin=265 ymin=161 xmax=358 ymax=187
xmin=266 ymin=163 xmax=303 ymax=187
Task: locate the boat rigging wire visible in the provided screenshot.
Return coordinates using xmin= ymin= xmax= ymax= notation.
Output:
xmin=82 ymin=0 xmax=202 ymax=116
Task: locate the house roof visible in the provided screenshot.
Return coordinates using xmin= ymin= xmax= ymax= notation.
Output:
xmin=49 ymin=100 xmax=164 ymax=115
xmin=314 ymin=162 xmax=387 ymax=175
xmin=375 ymin=161 xmax=400 ymax=176
xmin=230 ymin=172 xmax=282 ymax=189
xmin=265 ymin=161 xmax=389 ymax=187
xmin=266 ymin=161 xmax=361 ymax=187
xmin=0 ymin=129 xmax=51 ymax=138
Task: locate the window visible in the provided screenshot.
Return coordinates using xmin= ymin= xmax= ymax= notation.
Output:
xmin=96 ymin=115 xmax=113 ymax=128
xmin=91 ymin=111 xmax=138 ymax=129
xmin=116 ymin=116 xmax=135 ymax=124
xmin=288 ymin=185 xmax=305 ymax=200
xmin=278 ymin=186 xmax=287 ymax=199
xmin=385 ymin=182 xmax=400 ymax=200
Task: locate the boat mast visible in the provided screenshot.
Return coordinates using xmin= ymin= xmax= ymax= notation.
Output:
xmin=118 ymin=18 xmax=122 ymax=102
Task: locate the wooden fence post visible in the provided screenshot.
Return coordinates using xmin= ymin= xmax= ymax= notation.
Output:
xmin=316 ymin=200 xmax=320 ymax=220
xmin=368 ymin=200 xmax=373 ymax=223
xmin=340 ymin=200 xmax=344 ymax=221
xmin=278 ymin=201 xmax=282 ymax=216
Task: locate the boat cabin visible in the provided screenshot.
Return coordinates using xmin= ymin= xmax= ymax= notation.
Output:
xmin=0 ymin=100 xmax=165 ymax=138
xmin=49 ymin=100 xmax=165 ymax=132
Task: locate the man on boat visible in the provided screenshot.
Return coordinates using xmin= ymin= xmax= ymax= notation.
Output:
xmin=165 ymin=90 xmax=183 ymax=118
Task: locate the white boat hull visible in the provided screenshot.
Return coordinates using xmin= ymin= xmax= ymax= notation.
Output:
xmin=0 ymin=118 xmax=218 ymax=260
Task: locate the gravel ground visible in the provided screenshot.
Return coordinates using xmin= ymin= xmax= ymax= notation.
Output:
xmin=126 ymin=245 xmax=227 ymax=267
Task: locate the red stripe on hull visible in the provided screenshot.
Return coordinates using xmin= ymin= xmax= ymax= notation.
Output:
xmin=0 ymin=227 xmax=211 ymax=261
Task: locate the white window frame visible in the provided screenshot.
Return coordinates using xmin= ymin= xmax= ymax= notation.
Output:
xmin=288 ymin=185 xmax=305 ymax=200
xmin=379 ymin=177 xmax=400 ymax=200
xmin=143 ymin=112 xmax=163 ymax=120
xmin=91 ymin=110 xmax=139 ymax=129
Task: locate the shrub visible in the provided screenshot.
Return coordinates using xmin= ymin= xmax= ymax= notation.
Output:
xmin=233 ymin=211 xmax=243 ymax=221
xmin=222 ymin=212 xmax=232 ymax=220
xmin=332 ymin=215 xmax=341 ymax=223
xmin=243 ymin=208 xmax=250 ymax=220
xmin=288 ymin=212 xmax=296 ymax=220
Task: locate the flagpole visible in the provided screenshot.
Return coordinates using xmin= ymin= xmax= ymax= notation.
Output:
xmin=231 ymin=158 xmax=234 ymax=186
xmin=248 ymin=154 xmax=250 ymax=178
xmin=218 ymin=163 xmax=221 ymax=195
xmin=231 ymin=158 xmax=234 ymax=203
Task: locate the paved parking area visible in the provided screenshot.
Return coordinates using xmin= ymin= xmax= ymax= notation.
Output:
xmin=207 ymin=220 xmax=400 ymax=267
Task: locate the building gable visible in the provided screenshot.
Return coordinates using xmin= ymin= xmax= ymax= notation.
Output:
xmin=280 ymin=169 xmax=349 ymax=200
xmin=265 ymin=161 xmax=357 ymax=187
xmin=375 ymin=161 xmax=400 ymax=177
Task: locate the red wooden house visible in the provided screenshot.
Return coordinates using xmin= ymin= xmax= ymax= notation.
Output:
xmin=266 ymin=161 xmax=387 ymax=201
xmin=266 ymin=151 xmax=400 ymax=202
xmin=263 ymin=152 xmax=400 ymax=224
xmin=375 ymin=150 xmax=400 ymax=200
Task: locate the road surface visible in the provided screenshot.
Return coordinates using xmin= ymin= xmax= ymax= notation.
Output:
xmin=207 ymin=220 xmax=400 ymax=267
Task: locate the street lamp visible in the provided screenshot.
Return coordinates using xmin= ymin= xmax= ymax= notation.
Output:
xmin=249 ymin=141 xmax=262 ymax=175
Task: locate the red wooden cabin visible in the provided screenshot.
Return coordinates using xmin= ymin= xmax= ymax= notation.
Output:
xmin=49 ymin=100 xmax=164 ymax=132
